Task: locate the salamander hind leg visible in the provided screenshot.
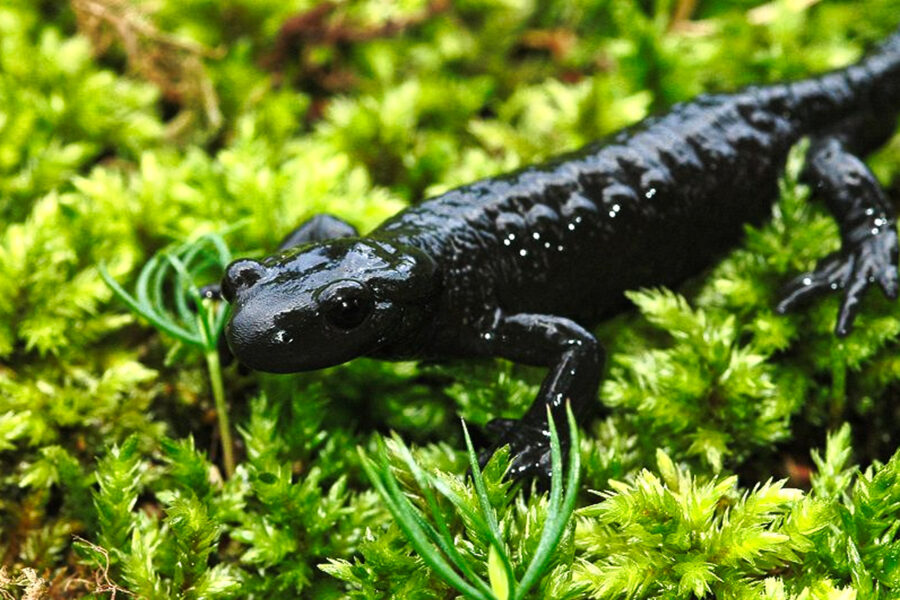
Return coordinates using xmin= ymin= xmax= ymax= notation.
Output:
xmin=776 ymin=137 xmax=899 ymax=336
xmin=475 ymin=312 xmax=605 ymax=482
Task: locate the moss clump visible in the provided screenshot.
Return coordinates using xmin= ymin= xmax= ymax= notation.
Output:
xmin=1 ymin=0 xmax=900 ymax=597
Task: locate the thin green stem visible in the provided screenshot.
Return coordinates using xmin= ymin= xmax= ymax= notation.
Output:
xmin=514 ymin=405 xmax=580 ymax=600
xmin=205 ymin=349 xmax=235 ymax=478
xmin=101 ymin=234 xmax=236 ymax=477
xmin=392 ymin=439 xmax=494 ymax=597
xmin=461 ymin=420 xmax=515 ymax=592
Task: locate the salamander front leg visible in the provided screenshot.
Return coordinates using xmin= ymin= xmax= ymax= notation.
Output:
xmin=776 ymin=137 xmax=899 ymax=335
xmin=478 ymin=313 xmax=604 ymax=481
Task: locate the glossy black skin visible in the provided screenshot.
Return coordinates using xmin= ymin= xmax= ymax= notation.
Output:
xmin=223 ymin=28 xmax=900 ymax=480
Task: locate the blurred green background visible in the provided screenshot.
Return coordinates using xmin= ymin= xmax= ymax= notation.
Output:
xmin=1 ymin=0 xmax=900 ymax=597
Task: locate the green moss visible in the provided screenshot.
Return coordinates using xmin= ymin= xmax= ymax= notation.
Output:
xmin=1 ymin=0 xmax=900 ymax=597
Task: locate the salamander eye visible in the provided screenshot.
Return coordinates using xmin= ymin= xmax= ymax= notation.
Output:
xmin=319 ymin=281 xmax=375 ymax=330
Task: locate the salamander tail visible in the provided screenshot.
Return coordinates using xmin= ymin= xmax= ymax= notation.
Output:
xmin=773 ymin=25 xmax=900 ymax=129
xmin=860 ymin=25 xmax=900 ymax=107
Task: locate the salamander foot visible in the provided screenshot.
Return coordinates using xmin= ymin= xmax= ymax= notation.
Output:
xmin=776 ymin=227 xmax=898 ymax=336
xmin=776 ymin=136 xmax=899 ymax=336
xmin=480 ymin=420 xmax=555 ymax=482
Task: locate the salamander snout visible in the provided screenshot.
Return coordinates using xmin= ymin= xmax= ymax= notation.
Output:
xmin=222 ymin=238 xmax=440 ymax=373
xmin=222 ymin=259 xmax=266 ymax=302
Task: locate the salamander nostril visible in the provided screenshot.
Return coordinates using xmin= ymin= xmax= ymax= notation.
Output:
xmin=222 ymin=259 xmax=266 ymax=302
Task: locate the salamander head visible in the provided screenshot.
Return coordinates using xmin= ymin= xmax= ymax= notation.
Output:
xmin=222 ymin=238 xmax=438 ymax=373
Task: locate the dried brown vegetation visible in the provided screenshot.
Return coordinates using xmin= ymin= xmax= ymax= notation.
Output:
xmin=71 ymin=0 xmax=222 ymax=138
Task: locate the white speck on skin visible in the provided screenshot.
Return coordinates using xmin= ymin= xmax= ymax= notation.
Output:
xmin=645 ymin=188 xmax=657 ymax=199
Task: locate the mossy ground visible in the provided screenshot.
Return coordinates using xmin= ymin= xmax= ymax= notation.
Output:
xmin=2 ymin=0 xmax=900 ymax=598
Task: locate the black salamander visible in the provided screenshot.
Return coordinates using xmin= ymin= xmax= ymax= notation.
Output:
xmin=220 ymin=27 xmax=900 ymax=479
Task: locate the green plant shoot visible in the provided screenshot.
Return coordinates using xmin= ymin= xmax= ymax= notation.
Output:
xmin=359 ymin=403 xmax=581 ymax=600
xmin=99 ymin=233 xmax=236 ymax=477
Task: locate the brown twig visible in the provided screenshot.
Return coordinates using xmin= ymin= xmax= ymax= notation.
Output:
xmin=264 ymin=0 xmax=451 ymax=93
xmin=71 ymin=0 xmax=223 ymax=136
xmin=0 ymin=567 xmax=47 ymax=600
xmin=669 ymin=0 xmax=699 ymax=31
xmin=519 ymin=28 xmax=578 ymax=61
xmin=62 ymin=537 xmax=132 ymax=599
xmin=1 ymin=538 xmax=132 ymax=599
